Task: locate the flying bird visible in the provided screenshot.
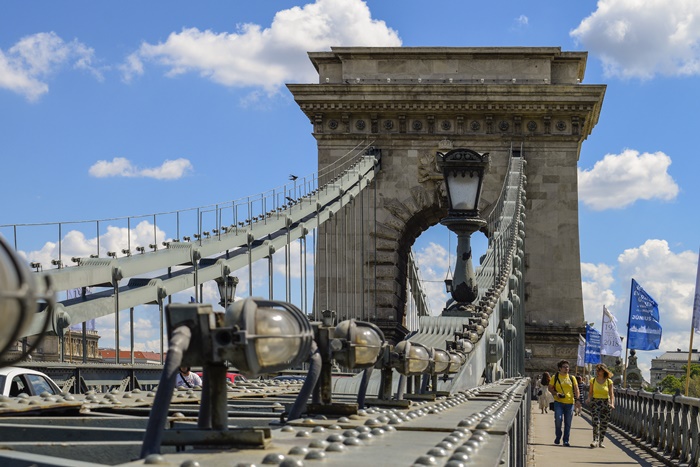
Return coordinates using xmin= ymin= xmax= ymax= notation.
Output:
xmin=289 ymin=174 xmax=298 ymax=181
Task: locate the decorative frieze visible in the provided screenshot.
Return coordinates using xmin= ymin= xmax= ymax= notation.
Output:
xmin=299 ymin=101 xmax=595 ymax=113
xmin=457 ymin=115 xmax=464 ymax=133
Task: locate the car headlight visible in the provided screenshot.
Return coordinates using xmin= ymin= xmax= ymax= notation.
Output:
xmin=332 ymin=320 xmax=385 ymax=369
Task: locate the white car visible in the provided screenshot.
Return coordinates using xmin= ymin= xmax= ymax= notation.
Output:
xmin=0 ymin=367 xmax=62 ymax=397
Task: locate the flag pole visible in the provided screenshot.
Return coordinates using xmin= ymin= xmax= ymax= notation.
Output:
xmin=686 ymin=251 xmax=700 ymax=396
xmin=623 ymin=279 xmax=634 ymax=388
xmin=685 ymin=331 xmax=694 ymax=396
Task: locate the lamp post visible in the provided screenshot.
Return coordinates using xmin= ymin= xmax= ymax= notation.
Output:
xmin=215 ymin=275 xmax=239 ymax=309
xmin=437 ymin=148 xmax=490 ymax=309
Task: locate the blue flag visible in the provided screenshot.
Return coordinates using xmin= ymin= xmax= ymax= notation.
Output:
xmin=584 ymin=324 xmax=601 ymax=364
xmin=627 ymin=279 xmax=662 ymax=350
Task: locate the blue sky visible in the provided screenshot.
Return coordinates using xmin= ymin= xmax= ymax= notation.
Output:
xmin=1 ymin=0 xmax=699 ymax=380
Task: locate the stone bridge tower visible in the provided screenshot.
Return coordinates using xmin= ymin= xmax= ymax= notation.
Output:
xmin=288 ymin=47 xmax=605 ymax=375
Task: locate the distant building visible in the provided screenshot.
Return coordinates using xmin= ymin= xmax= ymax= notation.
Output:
xmin=100 ymin=349 xmax=163 ymax=364
xmin=650 ymin=349 xmax=700 ymax=387
xmin=3 ymin=331 xmax=101 ymax=363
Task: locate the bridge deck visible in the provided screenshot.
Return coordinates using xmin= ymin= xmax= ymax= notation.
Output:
xmin=528 ymin=401 xmax=667 ymax=466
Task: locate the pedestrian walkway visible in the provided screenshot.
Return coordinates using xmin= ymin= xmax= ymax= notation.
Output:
xmin=527 ymin=401 xmax=667 ymax=466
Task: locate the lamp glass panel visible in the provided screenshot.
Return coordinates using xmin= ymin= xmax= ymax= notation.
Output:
xmin=225 ymin=277 xmax=236 ymax=301
xmin=447 ymin=172 xmax=479 ymax=211
xmin=256 ymin=337 xmax=301 ymax=367
xmin=407 ymin=345 xmax=430 ymax=373
xmin=448 ymin=352 xmax=462 ymax=372
xmin=433 ymin=349 xmax=450 ymax=374
xmin=253 ymin=307 xmax=302 ymax=367
xmin=255 ymin=308 xmax=298 ymax=336
xmin=353 ymin=326 xmax=383 ymax=365
xmin=216 ymin=281 xmax=226 ymax=301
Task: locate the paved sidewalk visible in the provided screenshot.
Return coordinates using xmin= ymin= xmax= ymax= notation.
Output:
xmin=528 ymin=401 xmax=666 ymax=466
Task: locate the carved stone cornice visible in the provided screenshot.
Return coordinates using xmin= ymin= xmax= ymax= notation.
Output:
xmin=288 ymin=83 xmax=605 ymax=139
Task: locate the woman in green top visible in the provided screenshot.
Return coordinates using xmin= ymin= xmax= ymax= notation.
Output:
xmin=586 ymin=363 xmax=615 ymax=448
xmin=548 ymin=359 xmax=581 ymax=446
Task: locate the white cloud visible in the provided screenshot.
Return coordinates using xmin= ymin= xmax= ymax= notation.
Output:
xmin=580 ymin=240 xmax=697 ymax=381
xmin=581 ymin=262 xmax=617 ymax=325
xmin=413 ymin=242 xmax=450 ymax=315
xmin=578 ymin=149 xmax=679 ymax=210
xmin=0 ymin=32 xmax=100 ymax=101
xmin=617 ymin=240 xmax=698 ymax=324
xmin=88 ymin=157 xmax=193 ymax=180
xmin=22 ymin=220 xmax=167 ymax=268
xmin=570 ymin=0 xmax=700 ymax=79
xmin=125 ymin=0 xmax=401 ymax=92
xmin=119 ymin=53 xmax=144 ymax=84
xmin=516 ymin=15 xmax=529 ymax=27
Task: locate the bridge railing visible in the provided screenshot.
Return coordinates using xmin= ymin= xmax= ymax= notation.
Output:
xmin=612 ymin=387 xmax=700 ymax=466
xmin=0 ymin=140 xmax=376 ymax=272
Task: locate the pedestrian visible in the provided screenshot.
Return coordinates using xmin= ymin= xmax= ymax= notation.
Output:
xmin=536 ymin=372 xmax=553 ymax=413
xmin=574 ymin=375 xmax=584 ymax=416
xmin=586 ymin=363 xmax=615 ymax=448
xmin=176 ymin=366 xmax=202 ymax=388
xmin=548 ymin=359 xmax=581 ymax=446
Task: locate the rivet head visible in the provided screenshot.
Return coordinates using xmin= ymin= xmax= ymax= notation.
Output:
xmin=279 ymin=459 xmax=304 ymax=467
xmin=311 ymin=426 xmax=326 ymax=433
xmin=326 ymin=434 xmax=344 ymax=443
xmin=295 ymin=430 xmax=311 ymax=437
xmin=427 ymin=447 xmax=448 ymax=457
xmin=281 ymin=426 xmax=295 ymax=432
xmin=289 ymin=446 xmax=309 ymax=455
xmin=308 ymin=440 xmax=329 ymax=449
xmin=414 ymin=455 xmax=438 ymax=465
xmin=338 ymin=416 xmax=350 ymax=423
xmin=343 ymin=437 xmax=362 ymax=446
xmin=180 ymin=461 xmax=201 ymax=467
xmin=262 ymin=453 xmax=286 ymax=464
xmin=370 ymin=428 xmax=385 ymax=436
xmin=464 ymin=439 xmax=480 ymax=450
xmin=144 ymin=454 xmax=167 ymax=464
xmin=305 ymin=450 xmax=327 ymax=460
xmin=342 ymin=430 xmax=359 ymax=438
xmin=436 ymin=441 xmax=454 ymax=450
xmin=328 ymin=424 xmax=342 ymax=430
xmin=455 ymin=445 xmax=474 ymax=455
xmin=325 ymin=442 xmax=346 ymax=452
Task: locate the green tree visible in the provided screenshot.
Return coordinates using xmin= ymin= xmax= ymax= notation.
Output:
xmin=679 ymin=364 xmax=700 ymax=397
xmin=686 ymin=376 xmax=700 ymax=398
xmin=659 ymin=375 xmax=682 ymax=394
